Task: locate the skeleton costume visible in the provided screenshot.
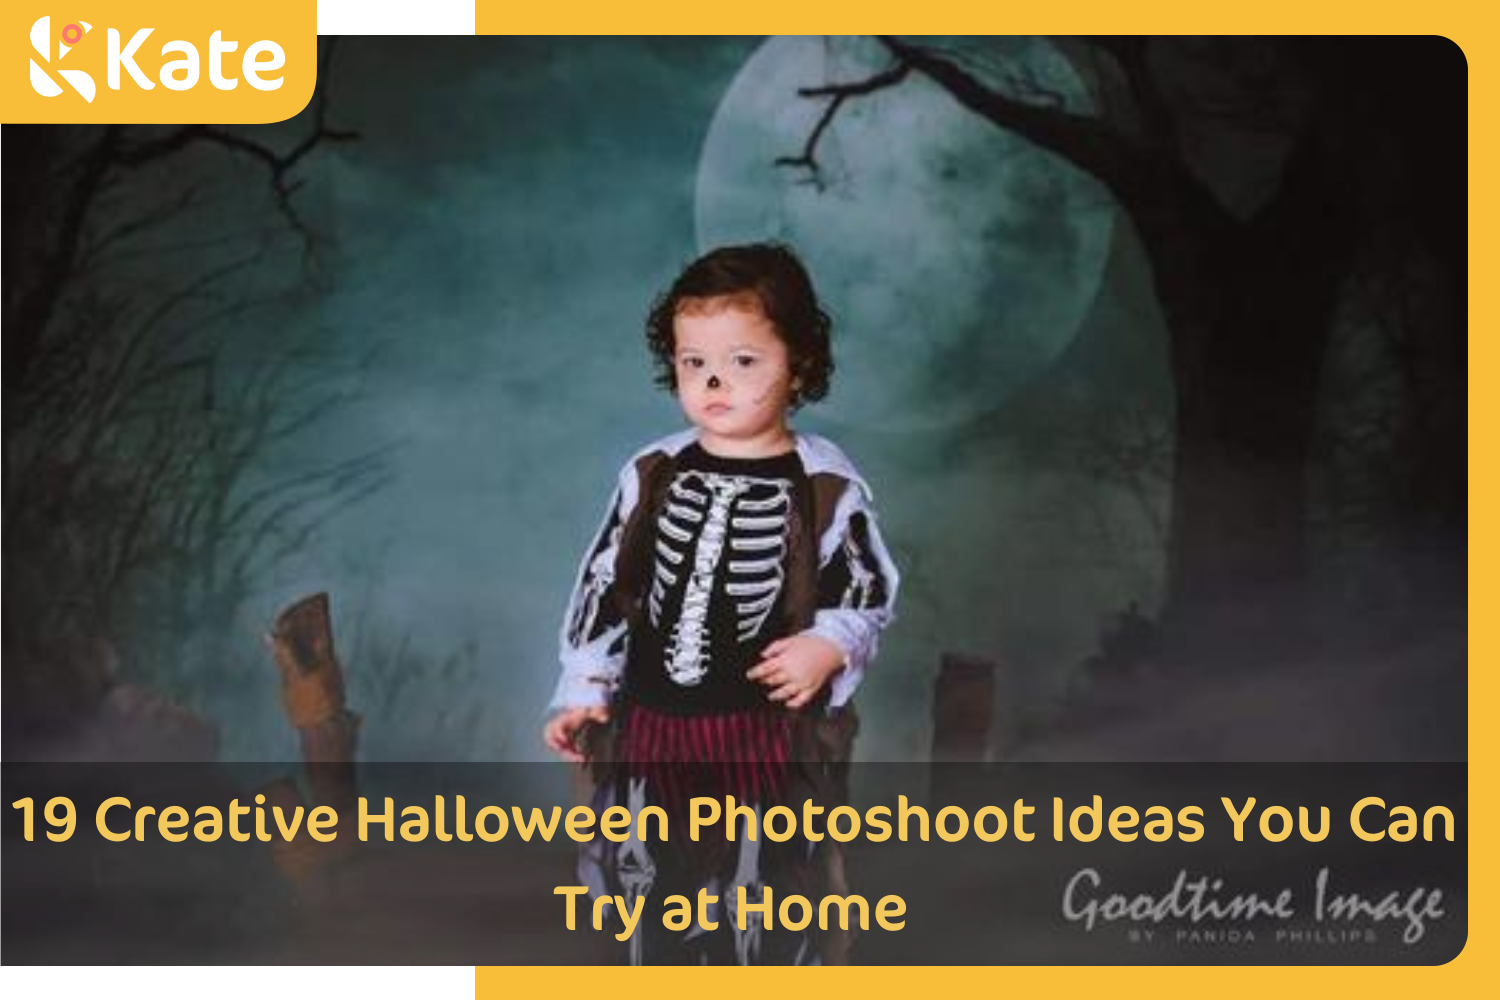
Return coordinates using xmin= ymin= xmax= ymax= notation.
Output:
xmin=551 ymin=428 xmax=898 ymax=965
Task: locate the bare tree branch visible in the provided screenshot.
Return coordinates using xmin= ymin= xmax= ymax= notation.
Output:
xmin=775 ymin=36 xmax=1205 ymax=219
xmin=80 ymin=182 xmax=206 ymax=273
xmin=773 ymin=61 xmax=911 ymax=184
xmin=7 ymin=40 xmax=359 ymax=385
xmin=5 ymin=126 xmax=123 ymax=389
xmin=875 ymin=36 xmax=1152 ymax=192
xmin=1080 ymin=37 xmax=1178 ymax=147
xmin=114 ymin=45 xmax=359 ymax=247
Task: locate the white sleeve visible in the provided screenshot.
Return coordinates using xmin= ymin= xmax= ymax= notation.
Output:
xmin=550 ymin=461 xmax=641 ymax=712
xmin=804 ymin=481 xmax=899 ymax=708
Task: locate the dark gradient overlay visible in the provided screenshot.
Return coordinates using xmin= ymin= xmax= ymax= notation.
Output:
xmin=3 ymin=762 xmax=1465 ymax=965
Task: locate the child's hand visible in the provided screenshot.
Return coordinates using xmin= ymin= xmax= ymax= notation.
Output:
xmin=543 ymin=705 xmax=610 ymax=763
xmin=747 ymin=634 xmax=846 ymax=710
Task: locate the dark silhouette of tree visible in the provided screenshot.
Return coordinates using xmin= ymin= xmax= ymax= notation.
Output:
xmin=3 ymin=42 xmax=385 ymax=741
xmin=4 ymin=42 xmax=354 ymax=394
xmin=784 ymin=36 xmax=1464 ymax=647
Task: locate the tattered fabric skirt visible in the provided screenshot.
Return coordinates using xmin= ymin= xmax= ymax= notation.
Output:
xmin=581 ymin=703 xmax=829 ymax=966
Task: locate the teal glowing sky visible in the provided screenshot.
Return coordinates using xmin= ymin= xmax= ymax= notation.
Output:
xmin=131 ymin=38 xmax=1172 ymax=762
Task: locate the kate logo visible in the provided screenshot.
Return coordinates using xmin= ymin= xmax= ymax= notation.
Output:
xmin=6 ymin=2 xmax=313 ymax=124
xmin=29 ymin=16 xmax=96 ymax=103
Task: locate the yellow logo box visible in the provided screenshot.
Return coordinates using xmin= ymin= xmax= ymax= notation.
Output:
xmin=2 ymin=0 xmax=315 ymax=123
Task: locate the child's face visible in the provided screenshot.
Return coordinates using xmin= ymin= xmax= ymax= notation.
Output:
xmin=672 ymin=297 xmax=797 ymax=455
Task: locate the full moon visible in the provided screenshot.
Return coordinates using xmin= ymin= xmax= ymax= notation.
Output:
xmin=695 ymin=36 xmax=1115 ymax=431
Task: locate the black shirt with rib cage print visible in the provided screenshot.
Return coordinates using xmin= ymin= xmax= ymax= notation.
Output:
xmin=626 ymin=442 xmax=804 ymax=713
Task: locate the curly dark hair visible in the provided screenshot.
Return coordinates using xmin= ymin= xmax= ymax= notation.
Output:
xmin=645 ymin=243 xmax=833 ymax=409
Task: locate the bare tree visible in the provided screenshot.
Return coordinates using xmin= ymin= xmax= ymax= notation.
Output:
xmin=3 ymin=42 xmax=384 ymax=732
xmin=780 ymin=36 xmax=1463 ymax=646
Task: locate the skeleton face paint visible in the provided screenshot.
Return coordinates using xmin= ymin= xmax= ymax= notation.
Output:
xmin=672 ymin=299 xmax=796 ymax=458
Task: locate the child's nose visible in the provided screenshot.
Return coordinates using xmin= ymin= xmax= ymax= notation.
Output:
xmin=707 ymin=374 xmax=722 ymax=390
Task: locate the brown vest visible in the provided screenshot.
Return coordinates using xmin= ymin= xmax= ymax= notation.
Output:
xmin=598 ymin=447 xmax=858 ymax=753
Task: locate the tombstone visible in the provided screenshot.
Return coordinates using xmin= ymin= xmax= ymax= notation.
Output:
xmin=266 ymin=592 xmax=361 ymax=888
xmin=931 ymin=652 xmax=996 ymax=763
xmin=930 ymin=653 xmax=995 ymax=805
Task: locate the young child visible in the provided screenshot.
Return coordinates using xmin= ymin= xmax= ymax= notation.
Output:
xmin=543 ymin=243 xmax=898 ymax=965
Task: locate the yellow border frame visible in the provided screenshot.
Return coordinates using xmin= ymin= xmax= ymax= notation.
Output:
xmin=4 ymin=1 xmax=1478 ymax=992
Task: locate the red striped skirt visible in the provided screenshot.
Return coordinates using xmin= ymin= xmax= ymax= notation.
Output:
xmin=596 ymin=703 xmax=821 ymax=962
xmin=616 ymin=703 xmax=795 ymax=821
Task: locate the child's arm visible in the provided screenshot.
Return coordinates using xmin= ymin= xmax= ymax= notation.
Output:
xmin=746 ymin=634 xmax=847 ymax=710
xmin=749 ymin=480 xmax=899 ymax=709
xmin=544 ymin=705 xmax=611 ymax=763
xmin=545 ymin=462 xmax=640 ymax=754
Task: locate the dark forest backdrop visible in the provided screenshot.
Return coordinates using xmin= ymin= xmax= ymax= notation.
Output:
xmin=2 ymin=36 xmax=1466 ymax=763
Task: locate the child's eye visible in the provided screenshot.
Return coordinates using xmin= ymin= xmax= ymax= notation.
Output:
xmin=732 ymin=355 xmax=758 ymax=368
xmin=678 ymin=356 xmax=705 ymax=370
